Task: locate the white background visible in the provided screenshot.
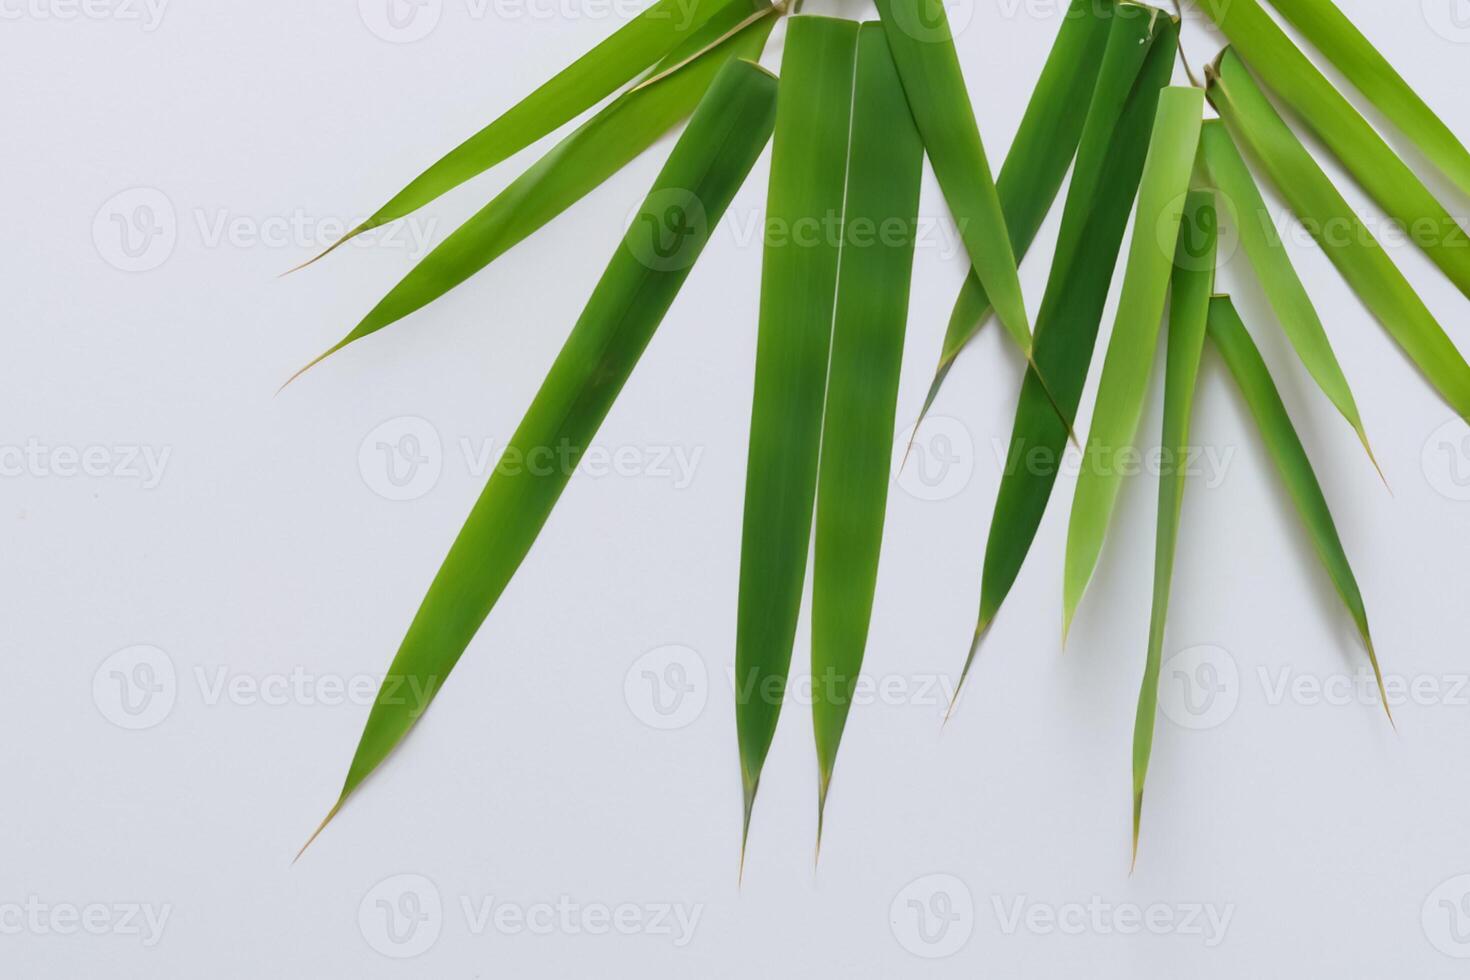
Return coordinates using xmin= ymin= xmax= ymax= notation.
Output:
xmin=5 ymin=0 xmax=1470 ymax=975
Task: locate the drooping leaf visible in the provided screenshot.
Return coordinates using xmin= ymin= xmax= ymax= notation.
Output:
xmin=1265 ymin=0 xmax=1470 ymax=199
xmin=811 ymin=22 xmax=923 ymax=842
xmin=1205 ymin=295 xmax=1390 ymax=721
xmin=962 ymin=4 xmax=1178 ymax=680
xmin=917 ymin=0 xmax=1117 ymax=421
xmin=736 ymin=15 xmax=858 ymax=862
xmin=304 ymin=0 xmax=747 ymax=264
xmin=1131 ymin=189 xmax=1216 ymax=868
xmin=301 ymin=58 xmax=778 ymax=854
xmin=289 ymin=6 xmax=777 ymax=381
xmin=876 ymin=0 xmax=1033 ymax=359
xmin=1062 ymin=86 xmax=1204 ymax=640
xmin=1197 ymin=0 xmax=1470 ymax=301
xmin=1208 ymin=48 xmax=1470 ymax=423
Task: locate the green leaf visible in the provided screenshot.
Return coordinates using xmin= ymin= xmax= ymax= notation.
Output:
xmin=736 ymin=14 xmax=858 ymax=863
xmin=1208 ymin=48 xmax=1470 ymax=424
xmin=918 ymin=0 xmax=1117 ymax=420
xmin=1131 ymin=189 xmax=1216 ymax=868
xmin=1199 ymin=118 xmax=1378 ymax=474
xmin=1062 ymin=86 xmax=1204 ymax=640
xmin=1197 ymin=0 xmax=1470 ymax=301
xmin=1266 ymin=0 xmax=1470 ymax=199
xmin=876 ymin=0 xmax=1033 ymax=359
xmin=301 ymin=58 xmax=778 ymax=855
xmin=306 ymin=0 xmax=748 ymax=264
xmin=288 ymin=6 xmax=777 ymax=382
xmin=1206 ymin=295 xmax=1391 ymax=722
xmin=965 ymin=8 xmax=1178 ymax=673
xmin=811 ymin=22 xmax=923 ymax=842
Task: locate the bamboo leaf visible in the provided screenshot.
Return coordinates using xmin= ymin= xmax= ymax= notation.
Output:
xmin=1205 ymin=295 xmax=1390 ymax=721
xmin=736 ymin=15 xmax=858 ymax=863
xmin=1062 ymin=86 xmax=1204 ymax=641
xmin=811 ymin=22 xmax=923 ymax=843
xmin=1266 ymin=0 xmax=1470 ymax=199
xmin=918 ymin=0 xmax=1117 ymax=420
xmin=288 ymin=7 xmax=777 ymax=382
xmin=876 ymin=0 xmax=1033 ymax=358
xmin=305 ymin=0 xmax=748 ymax=264
xmin=301 ymin=58 xmax=778 ymax=854
xmin=1131 ymin=189 xmax=1216 ymax=868
xmin=1199 ymin=118 xmax=1378 ymax=473
xmin=1197 ymin=0 xmax=1470 ymax=301
xmin=1208 ymin=48 xmax=1470 ymax=424
xmin=965 ymin=9 xmax=1178 ymax=675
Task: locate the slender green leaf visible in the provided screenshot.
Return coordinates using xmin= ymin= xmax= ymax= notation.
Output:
xmin=301 ymin=58 xmax=778 ymax=854
xmin=1062 ymin=86 xmax=1203 ymax=640
xmin=1200 ymin=118 xmax=1378 ymax=472
xmin=1131 ymin=190 xmax=1215 ymax=868
xmin=1267 ymin=0 xmax=1470 ymax=199
xmin=1206 ymin=295 xmax=1390 ymax=720
xmin=965 ymin=9 xmax=1178 ymax=672
xmin=288 ymin=7 xmax=777 ymax=382
xmin=876 ymin=0 xmax=1033 ymax=358
xmin=736 ymin=15 xmax=858 ymax=861
xmin=1198 ymin=0 xmax=1470 ymax=301
xmin=1208 ymin=48 xmax=1470 ymax=423
xmin=919 ymin=0 xmax=1117 ymax=419
xmin=811 ymin=23 xmax=923 ymax=841
xmin=306 ymin=0 xmax=746 ymax=264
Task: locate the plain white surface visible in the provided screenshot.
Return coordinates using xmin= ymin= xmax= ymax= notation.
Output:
xmin=5 ymin=0 xmax=1470 ymax=975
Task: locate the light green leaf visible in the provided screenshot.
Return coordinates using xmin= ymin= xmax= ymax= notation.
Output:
xmin=965 ymin=4 xmax=1178 ymax=680
xmin=1132 ymin=189 xmax=1215 ymax=868
xmin=301 ymin=58 xmax=778 ymax=855
xmin=1208 ymin=48 xmax=1470 ymax=423
xmin=1206 ymin=295 xmax=1391 ymax=721
xmin=1198 ymin=0 xmax=1470 ymax=301
xmin=288 ymin=6 xmax=777 ymax=382
xmin=1267 ymin=0 xmax=1470 ymax=199
xmin=811 ymin=22 xmax=923 ymax=842
xmin=1200 ymin=118 xmax=1378 ymax=474
xmin=1062 ymin=85 xmax=1204 ymax=640
xmin=305 ymin=0 xmax=747 ymax=264
xmin=736 ymin=14 xmax=858 ymax=863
